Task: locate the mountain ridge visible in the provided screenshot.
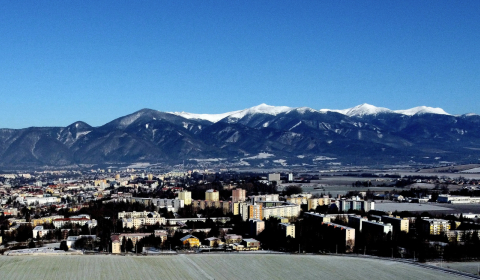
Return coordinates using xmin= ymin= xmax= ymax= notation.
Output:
xmin=0 ymin=103 xmax=479 ymax=168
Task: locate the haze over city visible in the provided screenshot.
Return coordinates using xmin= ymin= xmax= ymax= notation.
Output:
xmin=1 ymin=1 xmax=479 ymax=129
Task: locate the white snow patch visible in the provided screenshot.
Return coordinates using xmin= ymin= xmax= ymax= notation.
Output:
xmin=461 ymin=167 xmax=480 ymax=173
xmin=226 ymin=132 xmax=240 ymax=143
xmin=289 ymin=121 xmax=302 ymax=131
xmin=237 ymin=160 xmax=251 ymax=166
xmin=297 ymin=155 xmax=305 ymax=159
xmin=263 ymin=122 xmax=269 ymax=128
xmin=242 ymin=153 xmax=274 ymax=160
xmin=228 ymin=103 xmax=293 ymax=120
xmin=394 ymin=106 xmax=449 ymax=116
xmin=182 ymin=122 xmax=189 ymax=129
xmin=191 ymin=158 xmax=226 ymax=162
xmin=145 ymin=124 xmax=149 ymax=129
xmin=273 ymin=159 xmax=288 ymax=166
xmin=76 ymin=131 xmax=91 ymax=139
xmin=119 ymin=112 xmax=143 ymax=128
xmin=327 ymin=140 xmax=333 ymax=144
xmin=171 ymin=110 xmax=242 ymax=123
xmin=313 ymin=156 xmax=337 ymax=161
xmin=126 ymin=162 xmax=151 ymax=169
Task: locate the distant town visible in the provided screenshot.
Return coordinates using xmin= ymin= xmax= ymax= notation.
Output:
xmin=1 ymin=165 xmax=480 ymax=263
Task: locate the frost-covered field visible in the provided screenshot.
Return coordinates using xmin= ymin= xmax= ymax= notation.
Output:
xmin=0 ymin=255 xmax=466 ymax=280
xmin=374 ymin=202 xmax=452 ymax=212
xmin=429 ymin=261 xmax=480 ymax=276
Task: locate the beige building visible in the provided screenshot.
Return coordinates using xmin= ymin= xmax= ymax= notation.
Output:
xmin=205 ymin=189 xmax=219 ymax=202
xmin=232 ymin=188 xmax=246 ymax=203
xmin=178 ymin=191 xmax=192 ymax=205
xmin=279 ymin=223 xmax=295 ymax=238
xmin=307 ymin=196 xmax=330 ymax=211
xmin=249 ymin=219 xmax=265 ymax=236
xmin=320 ymin=222 xmax=355 ymax=252
xmin=192 ymin=200 xmax=231 ymax=214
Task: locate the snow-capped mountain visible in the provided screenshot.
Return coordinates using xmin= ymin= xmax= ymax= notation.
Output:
xmin=0 ymin=103 xmax=478 ymax=168
xmin=171 ymin=103 xmax=451 ymax=123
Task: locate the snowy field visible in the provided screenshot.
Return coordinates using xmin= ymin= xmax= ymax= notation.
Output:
xmin=429 ymin=261 xmax=480 ymax=275
xmin=0 ymin=254 xmax=467 ymax=280
xmin=374 ymin=202 xmax=453 ymax=212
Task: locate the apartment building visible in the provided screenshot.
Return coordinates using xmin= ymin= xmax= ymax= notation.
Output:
xmin=205 ymin=189 xmax=220 ymax=202
xmin=178 ymin=191 xmax=192 ymax=205
xmin=263 ymin=203 xmax=300 ymax=220
xmin=381 ymin=216 xmax=409 ymax=233
xmin=362 ymin=220 xmax=393 ymax=236
xmin=249 ymin=219 xmax=265 ymax=236
xmin=348 ymin=215 xmax=368 ymax=232
xmin=304 ymin=212 xmax=331 ymax=223
xmin=307 ymin=196 xmax=331 ymax=211
xmin=279 ymin=223 xmax=295 ymax=238
xmin=249 ymin=194 xmax=280 ymax=204
xmin=320 ymin=222 xmax=355 ymax=252
xmin=232 ymin=188 xmax=246 ymax=203
xmin=337 ymin=199 xmax=374 ymax=212
xmin=421 ymin=218 xmax=451 ymax=235
xmin=52 ymin=217 xmax=97 ymax=229
xmin=241 ymin=204 xmax=263 ymax=221
xmin=32 ymin=215 xmax=63 ymax=227
xmin=32 ymin=226 xmax=50 ymax=238
xmin=153 ymin=198 xmax=184 ymax=213
xmin=192 ymin=200 xmax=231 ymax=214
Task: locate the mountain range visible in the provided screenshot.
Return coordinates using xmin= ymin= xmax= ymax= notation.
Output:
xmin=1 ymin=103 xmax=480 ymax=168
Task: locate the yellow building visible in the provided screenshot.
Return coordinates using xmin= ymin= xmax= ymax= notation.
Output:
xmin=178 ymin=191 xmax=192 ymax=205
xmin=205 ymin=189 xmax=219 ymax=202
xmin=32 ymin=215 xmax=64 ymax=227
xmin=180 ymin=235 xmax=200 ymax=248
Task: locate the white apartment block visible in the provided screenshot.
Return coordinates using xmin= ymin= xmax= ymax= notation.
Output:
xmin=17 ymin=196 xmax=60 ymax=206
xmin=263 ymin=204 xmax=300 ymax=220
xmin=153 ymin=198 xmax=184 ymax=213
xmin=421 ymin=218 xmax=451 ymax=235
xmin=250 ymin=194 xmax=280 ymax=204
xmin=32 ymin=226 xmax=50 ymax=238
xmin=53 ymin=218 xmax=97 ymax=229
xmin=118 ymin=211 xmax=161 ymax=219
xmin=121 ymin=216 xmax=166 ymax=229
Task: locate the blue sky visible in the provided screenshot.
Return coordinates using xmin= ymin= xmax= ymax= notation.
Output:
xmin=1 ymin=1 xmax=479 ymax=128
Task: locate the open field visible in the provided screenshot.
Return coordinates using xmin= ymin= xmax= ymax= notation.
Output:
xmin=373 ymin=201 xmax=480 ymax=215
xmin=0 ymin=254 xmax=470 ymax=280
xmin=429 ymin=261 xmax=480 ymax=276
xmin=374 ymin=201 xmax=453 ymax=213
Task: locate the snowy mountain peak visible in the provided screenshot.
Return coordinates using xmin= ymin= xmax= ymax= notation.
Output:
xmin=344 ymin=103 xmax=392 ymax=117
xmin=227 ymin=104 xmax=293 ymax=119
xmin=393 ymin=106 xmax=449 ymax=116
xmin=169 ymin=103 xmax=451 ymax=123
xmin=170 ymin=110 xmax=241 ymax=123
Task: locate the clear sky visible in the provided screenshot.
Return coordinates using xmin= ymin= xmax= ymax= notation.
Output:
xmin=1 ymin=1 xmax=479 ymax=128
